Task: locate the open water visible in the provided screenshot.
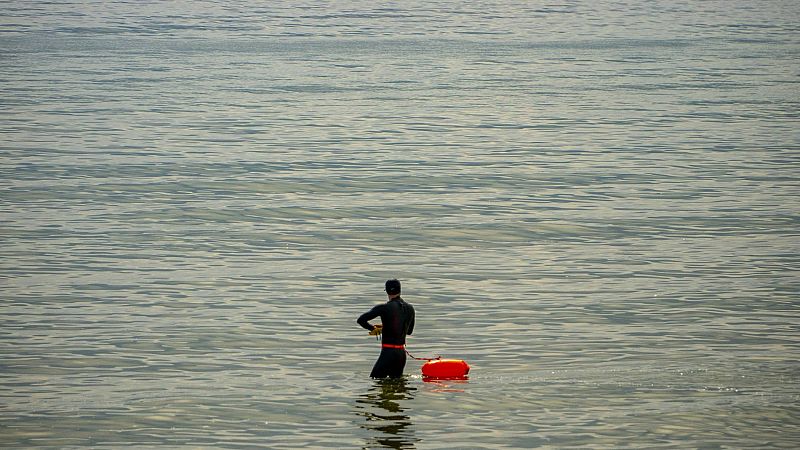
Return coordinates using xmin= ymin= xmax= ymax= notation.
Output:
xmin=2 ymin=1 xmax=799 ymax=448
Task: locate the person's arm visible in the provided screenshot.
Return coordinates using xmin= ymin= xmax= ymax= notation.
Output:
xmin=357 ymin=305 xmax=382 ymax=331
xmin=406 ymin=307 xmax=415 ymax=336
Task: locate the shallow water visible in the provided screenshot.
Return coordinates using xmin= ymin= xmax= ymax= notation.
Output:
xmin=2 ymin=1 xmax=799 ymax=448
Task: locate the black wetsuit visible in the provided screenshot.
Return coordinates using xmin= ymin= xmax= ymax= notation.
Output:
xmin=357 ymin=296 xmax=415 ymax=378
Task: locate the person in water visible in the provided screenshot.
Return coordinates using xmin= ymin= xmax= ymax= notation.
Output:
xmin=357 ymin=279 xmax=416 ymax=378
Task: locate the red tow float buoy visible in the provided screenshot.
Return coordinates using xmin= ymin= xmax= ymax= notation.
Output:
xmin=421 ymin=359 xmax=470 ymax=379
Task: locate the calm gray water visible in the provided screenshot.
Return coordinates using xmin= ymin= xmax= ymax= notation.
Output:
xmin=2 ymin=1 xmax=799 ymax=448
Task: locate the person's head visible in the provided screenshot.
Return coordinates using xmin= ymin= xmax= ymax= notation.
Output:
xmin=385 ymin=279 xmax=401 ymax=296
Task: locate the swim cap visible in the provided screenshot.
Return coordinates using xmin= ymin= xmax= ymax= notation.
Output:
xmin=385 ymin=279 xmax=401 ymax=295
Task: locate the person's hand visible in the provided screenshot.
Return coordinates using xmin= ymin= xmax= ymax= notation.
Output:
xmin=368 ymin=324 xmax=383 ymax=336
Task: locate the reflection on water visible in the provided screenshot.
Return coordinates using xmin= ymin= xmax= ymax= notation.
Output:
xmin=355 ymin=378 xmax=418 ymax=449
xmin=422 ymin=377 xmax=469 ymax=393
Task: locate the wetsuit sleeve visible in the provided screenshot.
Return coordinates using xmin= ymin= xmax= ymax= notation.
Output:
xmin=357 ymin=305 xmax=383 ymax=331
xmin=407 ymin=306 xmax=415 ymax=336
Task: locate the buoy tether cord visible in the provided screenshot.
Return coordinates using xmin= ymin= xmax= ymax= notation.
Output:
xmin=404 ymin=347 xmax=441 ymax=362
xmin=370 ymin=324 xmax=440 ymax=361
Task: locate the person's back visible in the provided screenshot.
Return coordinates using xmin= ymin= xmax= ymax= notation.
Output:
xmin=370 ymin=296 xmax=414 ymax=346
xmin=357 ymin=279 xmax=415 ymax=378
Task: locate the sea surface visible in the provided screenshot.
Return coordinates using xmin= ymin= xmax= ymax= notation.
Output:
xmin=1 ymin=1 xmax=799 ymax=448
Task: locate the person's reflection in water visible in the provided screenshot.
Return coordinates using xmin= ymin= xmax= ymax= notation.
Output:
xmin=355 ymin=377 xmax=418 ymax=449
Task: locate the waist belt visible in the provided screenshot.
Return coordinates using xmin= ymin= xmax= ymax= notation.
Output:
xmin=382 ymin=343 xmax=405 ymax=349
